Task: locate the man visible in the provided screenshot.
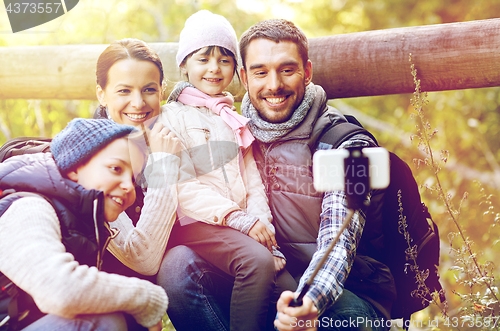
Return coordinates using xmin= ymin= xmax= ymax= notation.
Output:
xmin=160 ymin=19 xmax=395 ymax=331
xmin=239 ymin=19 xmax=395 ymax=330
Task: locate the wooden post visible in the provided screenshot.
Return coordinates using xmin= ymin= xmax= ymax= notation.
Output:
xmin=1 ymin=18 xmax=500 ymax=100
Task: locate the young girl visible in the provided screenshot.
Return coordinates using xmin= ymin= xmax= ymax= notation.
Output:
xmin=0 ymin=119 xmax=166 ymax=331
xmin=158 ymin=10 xmax=285 ymax=331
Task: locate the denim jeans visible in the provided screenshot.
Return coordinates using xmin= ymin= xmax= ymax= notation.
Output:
xmin=22 ymin=312 xmax=127 ymax=331
xmin=158 ymin=244 xmax=297 ymax=331
xmin=165 ymin=222 xmax=279 ymax=331
xmin=317 ymin=289 xmax=389 ymax=331
xmin=159 ymin=244 xmax=389 ymax=331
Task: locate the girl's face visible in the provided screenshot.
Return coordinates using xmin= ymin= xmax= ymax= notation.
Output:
xmin=97 ymin=59 xmax=162 ymax=127
xmin=67 ymin=138 xmax=144 ymax=223
xmin=181 ymin=47 xmax=235 ymax=97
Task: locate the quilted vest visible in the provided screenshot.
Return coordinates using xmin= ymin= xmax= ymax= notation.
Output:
xmin=252 ymin=103 xmax=347 ymax=278
xmin=251 ymin=102 xmax=395 ymax=318
xmin=0 ymin=153 xmax=110 ymax=270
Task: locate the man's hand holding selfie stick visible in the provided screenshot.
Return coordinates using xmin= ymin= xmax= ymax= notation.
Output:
xmin=275 ymin=209 xmax=356 ymax=330
xmin=274 ymin=147 xmax=389 ymax=331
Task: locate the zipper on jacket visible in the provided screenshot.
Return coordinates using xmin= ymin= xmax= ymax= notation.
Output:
xmin=93 ymin=198 xmax=112 ymax=271
xmin=269 ymin=165 xmax=280 ymax=190
xmin=202 ymin=128 xmax=215 ymax=171
xmin=221 ymin=164 xmax=235 ymax=201
xmin=263 ymin=143 xmax=277 ymax=194
xmin=203 ymin=128 xmax=235 ymax=199
xmin=93 ymin=199 xmax=103 ymax=270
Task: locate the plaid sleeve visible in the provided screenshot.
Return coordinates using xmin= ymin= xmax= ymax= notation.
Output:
xmin=296 ymin=190 xmax=365 ymax=315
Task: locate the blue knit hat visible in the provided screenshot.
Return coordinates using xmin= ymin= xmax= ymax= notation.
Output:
xmin=52 ymin=118 xmax=137 ymax=172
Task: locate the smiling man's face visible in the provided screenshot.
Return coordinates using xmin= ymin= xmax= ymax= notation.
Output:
xmin=241 ymin=38 xmax=312 ymax=123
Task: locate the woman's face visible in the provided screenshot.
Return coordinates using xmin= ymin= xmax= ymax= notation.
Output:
xmin=97 ymin=59 xmax=162 ymax=127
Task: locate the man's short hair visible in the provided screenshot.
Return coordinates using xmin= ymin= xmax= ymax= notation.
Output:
xmin=239 ymin=19 xmax=309 ymax=70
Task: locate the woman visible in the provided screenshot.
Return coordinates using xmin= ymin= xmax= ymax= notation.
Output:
xmin=93 ymin=38 xmax=180 ymax=281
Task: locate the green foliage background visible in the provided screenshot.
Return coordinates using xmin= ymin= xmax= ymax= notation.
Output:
xmin=2 ymin=0 xmax=500 ymax=329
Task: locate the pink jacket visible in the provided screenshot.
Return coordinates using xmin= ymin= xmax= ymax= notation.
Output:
xmin=158 ymin=101 xmax=274 ymax=233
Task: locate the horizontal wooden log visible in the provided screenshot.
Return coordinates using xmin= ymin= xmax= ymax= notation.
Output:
xmin=1 ymin=18 xmax=500 ymax=100
xmin=0 ymin=43 xmax=185 ymax=100
xmin=310 ymin=18 xmax=500 ymax=98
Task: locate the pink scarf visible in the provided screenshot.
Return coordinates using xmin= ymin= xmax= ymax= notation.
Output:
xmin=177 ymin=87 xmax=254 ymax=148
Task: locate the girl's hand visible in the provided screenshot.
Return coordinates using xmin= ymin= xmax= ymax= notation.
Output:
xmin=147 ymin=122 xmax=181 ymax=155
xmin=248 ymin=220 xmax=278 ymax=252
xmin=275 ymin=291 xmax=318 ymax=331
xmin=274 ymin=256 xmax=286 ymax=272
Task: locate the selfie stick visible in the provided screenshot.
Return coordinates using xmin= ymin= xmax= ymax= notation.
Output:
xmin=289 ymin=208 xmax=355 ymax=307
xmin=290 ymin=147 xmax=370 ymax=307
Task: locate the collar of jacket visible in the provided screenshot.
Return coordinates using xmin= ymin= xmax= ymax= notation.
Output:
xmin=276 ymin=84 xmax=328 ymax=142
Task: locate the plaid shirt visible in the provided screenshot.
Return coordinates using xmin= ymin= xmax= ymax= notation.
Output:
xmin=296 ymin=137 xmax=372 ymax=315
xmin=296 ymin=190 xmax=365 ymax=315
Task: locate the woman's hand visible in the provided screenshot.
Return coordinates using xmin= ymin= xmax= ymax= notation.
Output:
xmin=275 ymin=291 xmax=318 ymax=331
xmin=147 ymin=122 xmax=181 ymax=155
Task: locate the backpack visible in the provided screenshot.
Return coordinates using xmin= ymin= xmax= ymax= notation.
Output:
xmin=0 ymin=137 xmax=51 ymax=162
xmin=0 ymin=137 xmax=52 ymax=330
xmin=319 ymin=115 xmax=445 ymax=322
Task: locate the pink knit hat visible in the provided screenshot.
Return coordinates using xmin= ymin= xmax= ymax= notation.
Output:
xmin=176 ymin=10 xmax=238 ymax=67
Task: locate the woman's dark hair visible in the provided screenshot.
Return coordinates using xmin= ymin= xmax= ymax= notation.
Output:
xmin=96 ymin=38 xmax=164 ymax=89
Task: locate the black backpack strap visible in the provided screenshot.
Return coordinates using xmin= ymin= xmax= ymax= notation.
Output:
xmin=0 ymin=137 xmax=51 ymax=162
xmin=319 ymin=114 xmax=378 ymax=149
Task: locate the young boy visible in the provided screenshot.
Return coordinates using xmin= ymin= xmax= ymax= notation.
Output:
xmin=0 ymin=119 xmax=167 ymax=331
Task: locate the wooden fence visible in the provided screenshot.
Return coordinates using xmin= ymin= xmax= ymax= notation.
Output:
xmin=1 ymin=18 xmax=499 ymax=100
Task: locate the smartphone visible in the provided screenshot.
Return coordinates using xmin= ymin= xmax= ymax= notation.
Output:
xmin=312 ymin=147 xmax=390 ymax=192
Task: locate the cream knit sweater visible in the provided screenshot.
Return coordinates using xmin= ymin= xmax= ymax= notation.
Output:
xmin=107 ymin=152 xmax=180 ymax=275
xmin=0 ymin=198 xmax=167 ymax=328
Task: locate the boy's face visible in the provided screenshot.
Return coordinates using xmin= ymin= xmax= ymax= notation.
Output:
xmin=67 ymin=138 xmax=144 ymax=223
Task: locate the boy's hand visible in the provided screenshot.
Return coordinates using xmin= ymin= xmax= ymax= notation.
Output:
xmin=147 ymin=320 xmax=162 ymax=331
xmin=248 ymin=220 xmax=277 ymax=252
xmin=275 ymin=291 xmax=318 ymax=331
xmin=274 ymin=256 xmax=286 ymax=272
xmin=147 ymin=122 xmax=181 ymax=155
